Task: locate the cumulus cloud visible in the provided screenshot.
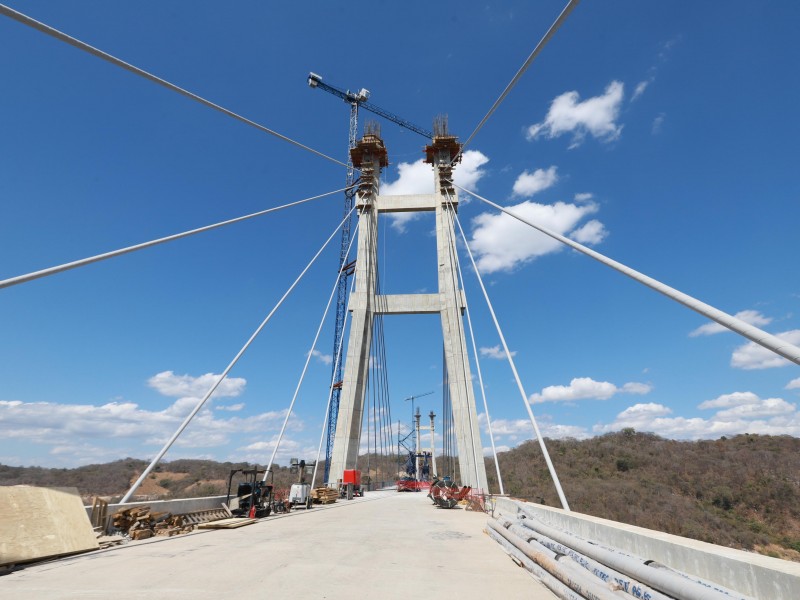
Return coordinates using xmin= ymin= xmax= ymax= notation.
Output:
xmin=787 ymin=378 xmax=800 ymax=390
xmin=574 ymin=193 xmax=593 ymax=202
xmin=689 ymin=310 xmax=773 ymax=337
xmin=526 ymin=81 xmax=624 ymax=147
xmin=216 ymin=403 xmax=245 ymax=412
xmin=381 ymin=150 xmax=489 ymax=233
xmin=697 ymin=391 xmax=759 ymax=410
xmin=148 ymin=370 xmax=246 ymax=399
xmin=308 ymin=349 xmax=332 ymax=365
xmin=0 ymin=371 xmax=294 ymax=467
xmin=569 ymin=219 xmax=608 ymax=245
xmin=512 ymin=166 xmax=558 ymax=198
xmin=469 ymin=200 xmax=606 ymax=273
xmin=731 ymin=330 xmax=800 ymax=370
xmin=594 ymin=391 xmax=800 ymax=438
xmin=529 ymin=377 xmax=652 ymax=404
xmin=480 ymin=345 xmax=516 ymax=360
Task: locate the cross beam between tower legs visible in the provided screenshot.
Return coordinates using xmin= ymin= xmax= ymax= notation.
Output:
xmin=328 ymin=126 xmax=488 ymax=490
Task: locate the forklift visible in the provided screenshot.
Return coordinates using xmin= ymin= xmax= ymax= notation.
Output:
xmin=225 ymin=467 xmax=274 ymax=518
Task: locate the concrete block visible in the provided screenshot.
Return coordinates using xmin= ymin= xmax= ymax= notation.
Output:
xmin=1 ymin=486 xmax=99 ymax=567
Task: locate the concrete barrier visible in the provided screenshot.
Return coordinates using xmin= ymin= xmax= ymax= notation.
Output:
xmin=493 ymin=497 xmax=800 ymax=600
xmin=84 ymin=495 xmax=228 ymax=524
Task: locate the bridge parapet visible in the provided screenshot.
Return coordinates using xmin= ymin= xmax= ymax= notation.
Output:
xmin=493 ymin=497 xmax=800 ymax=599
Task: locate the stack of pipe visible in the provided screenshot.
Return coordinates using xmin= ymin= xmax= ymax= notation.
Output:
xmin=486 ymin=512 xmax=754 ymax=600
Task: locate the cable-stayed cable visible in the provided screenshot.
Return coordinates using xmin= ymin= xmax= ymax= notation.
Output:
xmin=0 ymin=188 xmax=349 ymax=290
xmin=459 ymin=0 xmax=580 ymax=157
xmin=456 ymin=183 xmax=800 ymax=368
xmin=0 ymin=4 xmax=350 ymax=169
xmin=121 ymin=202 xmax=356 ymax=503
xmin=451 ymin=207 xmax=571 ymax=510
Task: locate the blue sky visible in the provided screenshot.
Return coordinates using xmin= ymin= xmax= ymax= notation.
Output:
xmin=1 ymin=1 xmax=798 ymax=472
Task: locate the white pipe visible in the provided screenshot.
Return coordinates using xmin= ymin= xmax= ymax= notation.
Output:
xmin=488 ymin=519 xmax=627 ymax=600
xmin=501 ymin=520 xmax=673 ymax=600
xmin=453 ymin=210 xmax=570 ymax=510
xmin=458 ymin=184 xmax=800 ymax=368
xmin=120 ymin=205 xmax=355 ymax=503
xmin=486 ymin=528 xmax=585 ymax=600
xmin=516 ymin=514 xmax=754 ymax=600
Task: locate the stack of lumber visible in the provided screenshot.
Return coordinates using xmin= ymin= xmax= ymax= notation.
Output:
xmin=311 ymin=487 xmax=338 ymax=504
xmin=111 ymin=506 xmax=194 ymax=540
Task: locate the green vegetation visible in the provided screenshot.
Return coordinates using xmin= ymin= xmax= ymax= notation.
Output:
xmin=486 ymin=432 xmax=800 ymax=561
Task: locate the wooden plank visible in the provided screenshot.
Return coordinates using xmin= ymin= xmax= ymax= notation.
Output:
xmin=0 ymin=486 xmax=99 ymax=567
xmin=196 ymin=518 xmax=256 ymax=529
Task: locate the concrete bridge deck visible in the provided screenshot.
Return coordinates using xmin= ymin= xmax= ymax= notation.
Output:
xmin=2 ymin=490 xmax=553 ymax=599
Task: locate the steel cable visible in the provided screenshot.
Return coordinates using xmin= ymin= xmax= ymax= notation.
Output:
xmin=0 ymin=4 xmax=350 ymax=170
xmin=1 ymin=187 xmax=351 ymax=290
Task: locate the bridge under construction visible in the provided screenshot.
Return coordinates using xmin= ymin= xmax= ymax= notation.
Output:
xmin=1 ymin=2 xmax=799 ymax=598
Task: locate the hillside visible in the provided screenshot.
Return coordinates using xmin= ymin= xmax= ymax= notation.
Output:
xmin=2 ymin=432 xmax=798 ymax=561
xmin=486 ymin=431 xmax=800 ymax=561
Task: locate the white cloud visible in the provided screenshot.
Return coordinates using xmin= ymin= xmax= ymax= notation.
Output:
xmin=455 ymin=150 xmax=490 ymax=191
xmin=698 ymin=392 xmax=759 ymax=410
xmin=632 ymin=80 xmax=650 ymax=101
xmin=381 ymin=150 xmax=488 ymax=233
xmin=574 ymin=193 xmax=593 ymax=202
xmin=526 ymin=81 xmax=624 ymax=147
xmin=651 ymin=113 xmax=665 ymax=135
xmin=484 ymin=445 xmax=510 ymax=456
xmin=0 ymin=371 xmax=293 ymax=467
xmin=148 ymin=370 xmax=246 ymax=399
xmin=731 ymin=329 xmax=800 ymax=370
xmin=469 ymin=200 xmax=605 ymax=273
xmin=569 ymin=219 xmax=608 ymax=245
xmin=381 ymin=160 xmax=432 ymax=196
xmin=512 ymin=166 xmax=558 ymax=197
xmin=480 ymin=345 xmax=516 ymax=360
xmin=787 ymin=378 xmax=800 ymax=390
xmin=530 ymin=377 xmax=652 ymax=404
xmin=689 ymin=310 xmax=773 ymax=337
xmin=594 ymin=392 xmax=800 ymax=439
xmin=216 ymin=403 xmax=245 ymax=412
xmin=308 ymin=349 xmax=332 ymax=365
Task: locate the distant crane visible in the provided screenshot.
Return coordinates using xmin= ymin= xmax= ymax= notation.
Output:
xmin=308 ymin=72 xmax=431 ymax=483
xmin=404 ymin=390 xmax=435 ymax=424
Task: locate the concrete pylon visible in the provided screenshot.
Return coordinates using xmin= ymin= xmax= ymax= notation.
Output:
xmin=328 ymin=125 xmax=488 ymax=491
xmin=328 ymin=128 xmax=385 ymax=484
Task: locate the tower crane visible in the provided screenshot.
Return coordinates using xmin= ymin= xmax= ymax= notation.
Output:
xmin=404 ymin=390 xmax=435 ymax=424
xmin=308 ymin=72 xmax=431 ymax=483
xmin=307 ymin=72 xmax=433 ymax=139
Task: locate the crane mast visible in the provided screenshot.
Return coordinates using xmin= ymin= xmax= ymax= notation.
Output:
xmin=308 ymin=72 xmax=431 ymax=483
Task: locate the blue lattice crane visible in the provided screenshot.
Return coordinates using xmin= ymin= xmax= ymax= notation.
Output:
xmin=308 ymin=73 xmax=431 ymax=483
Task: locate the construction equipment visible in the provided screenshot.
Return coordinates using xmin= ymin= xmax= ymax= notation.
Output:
xmin=288 ymin=458 xmax=315 ymax=510
xmin=308 ymin=73 xmax=433 ymax=140
xmin=225 ymin=467 xmax=274 ymax=518
xmin=308 ymin=73 xmax=432 ymax=485
xmin=428 ymin=477 xmax=472 ymax=509
xmin=339 ymin=469 xmax=363 ymax=500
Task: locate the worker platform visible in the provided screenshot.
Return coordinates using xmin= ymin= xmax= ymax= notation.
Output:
xmin=1 ymin=491 xmax=554 ymax=599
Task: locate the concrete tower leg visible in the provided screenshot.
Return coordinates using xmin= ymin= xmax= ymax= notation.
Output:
xmin=328 ymin=129 xmax=386 ymax=484
xmin=431 ymin=131 xmax=488 ymax=492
